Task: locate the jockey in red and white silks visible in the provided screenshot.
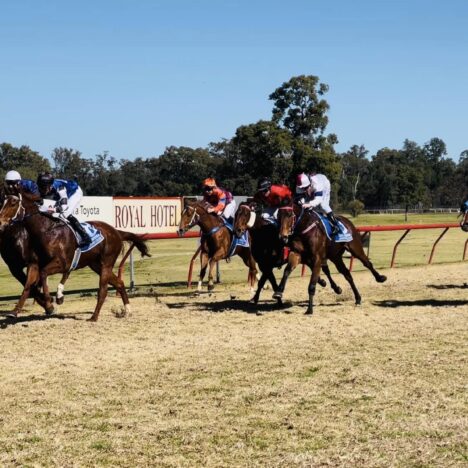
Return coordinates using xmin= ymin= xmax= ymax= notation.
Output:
xmin=295 ymin=172 xmax=340 ymax=235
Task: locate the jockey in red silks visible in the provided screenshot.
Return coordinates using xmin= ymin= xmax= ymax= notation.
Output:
xmin=253 ymin=177 xmax=293 ymax=223
xmin=202 ymin=178 xmax=236 ymax=223
xmin=295 ymin=172 xmax=340 ymax=236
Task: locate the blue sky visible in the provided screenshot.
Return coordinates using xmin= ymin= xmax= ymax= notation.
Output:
xmin=1 ymin=0 xmax=467 ymax=162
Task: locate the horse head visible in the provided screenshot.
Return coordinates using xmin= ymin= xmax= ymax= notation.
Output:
xmin=234 ymin=202 xmax=257 ymax=238
xmin=277 ymin=198 xmax=295 ymax=243
xmin=177 ymin=199 xmax=199 ymax=237
xmin=0 ymin=194 xmax=24 ymax=230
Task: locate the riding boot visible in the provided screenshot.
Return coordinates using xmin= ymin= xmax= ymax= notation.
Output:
xmin=67 ymin=215 xmax=92 ymax=247
xmin=326 ymin=212 xmax=340 ymax=236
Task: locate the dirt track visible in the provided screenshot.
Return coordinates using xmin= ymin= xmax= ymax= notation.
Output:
xmin=0 ymin=262 xmax=467 ymax=466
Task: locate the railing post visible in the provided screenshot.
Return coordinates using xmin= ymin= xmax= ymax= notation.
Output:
xmin=391 ymin=229 xmax=410 ymax=268
xmin=428 ymin=227 xmax=449 ymax=264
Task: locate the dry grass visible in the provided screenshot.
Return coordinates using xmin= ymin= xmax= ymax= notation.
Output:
xmin=0 ymin=262 xmax=467 ymax=467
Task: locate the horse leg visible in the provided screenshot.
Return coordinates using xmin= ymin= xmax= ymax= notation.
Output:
xmin=12 ymin=264 xmax=41 ymax=316
xmin=330 ymin=255 xmax=362 ymax=305
xmin=273 ymin=251 xmax=301 ymax=300
xmin=207 ymin=257 xmax=219 ymax=291
xmin=198 ymin=251 xmax=209 ymax=291
xmin=267 ymin=270 xmax=283 ymax=306
xmin=7 ymin=263 xmax=48 ymax=310
xmin=321 ymin=262 xmax=342 ymax=294
xmin=88 ymin=265 xmax=112 ymax=322
xmin=107 ymin=271 xmax=131 ymax=316
xmin=55 ymin=272 xmax=70 ymax=305
xmin=305 ymin=259 xmax=322 ymax=315
xmin=39 ymin=269 xmax=55 ymax=315
xmin=238 ymin=248 xmax=258 ymax=293
xmin=250 ymin=272 xmax=268 ymax=304
xmin=347 ymin=242 xmax=387 ymax=283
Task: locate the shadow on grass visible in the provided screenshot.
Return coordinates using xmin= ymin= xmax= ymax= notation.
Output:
xmin=0 ymin=311 xmax=82 ymax=329
xmin=373 ymin=299 xmax=468 ymax=308
xmin=427 ymin=283 xmax=468 ymax=290
xmin=167 ymin=298 xmax=294 ymax=314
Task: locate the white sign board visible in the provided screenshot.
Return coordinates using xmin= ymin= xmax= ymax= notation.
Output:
xmin=113 ymin=197 xmax=181 ymax=235
xmin=73 ymin=196 xmax=114 ymax=224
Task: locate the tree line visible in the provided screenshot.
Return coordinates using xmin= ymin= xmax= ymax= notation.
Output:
xmin=1 ymin=75 xmax=466 ymax=211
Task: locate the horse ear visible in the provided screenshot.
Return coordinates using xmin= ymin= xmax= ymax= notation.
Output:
xmin=183 ymin=197 xmax=196 ymax=208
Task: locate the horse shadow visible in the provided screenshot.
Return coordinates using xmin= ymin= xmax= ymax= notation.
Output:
xmin=0 ymin=311 xmax=82 ymax=329
xmin=167 ymin=298 xmax=294 ymax=314
xmin=427 ymin=283 xmax=468 ymax=290
xmin=372 ymin=299 xmax=468 ymax=308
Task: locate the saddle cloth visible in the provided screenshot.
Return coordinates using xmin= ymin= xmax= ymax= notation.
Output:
xmin=68 ymin=222 xmax=105 ymax=253
xmin=316 ymin=213 xmax=353 ymax=243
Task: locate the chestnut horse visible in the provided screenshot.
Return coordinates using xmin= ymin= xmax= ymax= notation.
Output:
xmin=274 ymin=205 xmax=387 ymax=315
xmin=0 ymin=193 xmax=150 ymax=321
xmin=177 ymin=200 xmax=257 ymax=292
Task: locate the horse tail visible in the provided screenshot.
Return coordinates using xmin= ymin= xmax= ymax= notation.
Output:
xmin=117 ymin=230 xmax=151 ymax=258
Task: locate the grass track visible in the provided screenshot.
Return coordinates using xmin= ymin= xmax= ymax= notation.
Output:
xmin=0 ymin=213 xmax=466 ymax=466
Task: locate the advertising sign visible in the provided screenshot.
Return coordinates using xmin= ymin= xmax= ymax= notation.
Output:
xmin=73 ymin=197 xmax=114 ymax=224
xmin=113 ymin=197 xmax=181 ymax=235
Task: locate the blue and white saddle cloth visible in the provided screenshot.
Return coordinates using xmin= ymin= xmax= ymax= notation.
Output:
xmin=223 ymin=220 xmax=250 ymax=257
xmin=316 ymin=213 xmax=353 ymax=243
xmin=68 ymin=222 xmax=104 ymax=271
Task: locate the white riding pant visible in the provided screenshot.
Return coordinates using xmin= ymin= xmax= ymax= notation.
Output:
xmin=62 ymin=188 xmax=83 ymax=218
xmin=222 ymin=200 xmax=237 ymax=220
xmin=260 ymin=207 xmax=279 ymax=223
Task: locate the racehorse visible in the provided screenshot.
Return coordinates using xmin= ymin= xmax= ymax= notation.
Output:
xmin=177 ymin=200 xmax=257 ymax=292
xmin=0 ymin=193 xmax=150 ymax=321
xmin=274 ymin=204 xmax=387 ymax=315
xmin=233 ymin=202 xmax=284 ymax=305
xmin=460 ymin=199 xmax=468 ymax=232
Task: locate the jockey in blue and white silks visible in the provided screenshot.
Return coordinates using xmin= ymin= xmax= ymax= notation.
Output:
xmin=4 ymin=170 xmax=41 ymax=197
xmin=36 ymin=172 xmax=91 ymax=246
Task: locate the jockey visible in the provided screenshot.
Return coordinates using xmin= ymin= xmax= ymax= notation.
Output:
xmin=36 ymin=172 xmax=91 ymax=247
xmin=253 ymin=177 xmax=293 ymax=222
xmin=295 ymin=172 xmax=340 ymax=236
xmin=202 ymin=178 xmax=236 ymax=224
xmin=4 ymin=170 xmax=40 ymax=197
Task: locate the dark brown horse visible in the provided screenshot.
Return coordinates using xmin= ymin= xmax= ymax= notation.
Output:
xmin=233 ymin=202 xmax=284 ymax=305
xmin=0 ymin=193 xmax=150 ymax=321
xmin=274 ymin=204 xmax=387 ymax=315
xmin=177 ymin=200 xmax=257 ymax=292
xmin=460 ymin=199 xmax=468 ymax=232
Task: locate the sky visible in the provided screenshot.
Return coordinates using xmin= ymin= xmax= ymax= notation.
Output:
xmin=1 ymin=0 xmax=467 ymax=162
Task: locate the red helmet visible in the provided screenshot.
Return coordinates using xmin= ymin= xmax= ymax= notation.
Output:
xmin=296 ymin=173 xmax=311 ymax=189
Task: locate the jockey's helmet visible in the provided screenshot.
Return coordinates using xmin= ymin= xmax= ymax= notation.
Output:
xmin=37 ymin=172 xmax=54 ymax=194
xmin=4 ymin=170 xmax=21 ymax=185
xmin=257 ymin=177 xmax=272 ymax=192
xmin=296 ymin=173 xmax=311 ymax=193
xmin=202 ymin=178 xmax=217 ymax=191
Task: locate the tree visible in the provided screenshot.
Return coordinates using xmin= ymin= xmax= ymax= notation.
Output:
xmin=0 ymin=143 xmax=51 ymax=181
xmin=338 ymin=145 xmax=370 ymax=206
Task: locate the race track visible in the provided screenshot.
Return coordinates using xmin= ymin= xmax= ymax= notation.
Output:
xmin=0 ymin=262 xmax=467 ymax=466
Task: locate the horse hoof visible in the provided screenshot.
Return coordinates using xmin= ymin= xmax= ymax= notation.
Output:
xmin=56 ymin=296 xmax=64 ymax=305
xmin=87 ymin=317 xmax=98 ymax=322
xmin=256 ymin=311 xmax=264 ymax=316
xmin=207 ymin=284 xmax=215 ymax=292
xmin=249 ymin=297 xmax=259 ymax=304
xmin=6 ymin=311 xmax=18 ymax=319
xmin=272 ymin=291 xmax=283 ymax=300
xmin=45 ymin=306 xmax=55 ymax=315
xmin=377 ymin=275 xmax=387 ymax=283
xmin=275 ymin=299 xmax=283 ymax=307
xmin=355 ymin=299 xmax=362 ymax=306
xmin=304 ymin=310 xmax=313 ymax=316
xmin=334 ymin=287 xmax=343 ymax=295
xmin=318 ymin=278 xmax=327 ymax=287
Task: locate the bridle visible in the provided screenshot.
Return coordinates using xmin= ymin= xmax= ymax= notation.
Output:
xmin=278 ymin=205 xmax=296 ymax=237
xmin=1 ymin=194 xmax=25 ymax=224
xmin=182 ymin=205 xmax=200 ymax=231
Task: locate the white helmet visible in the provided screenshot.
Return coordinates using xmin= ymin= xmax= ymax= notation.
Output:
xmin=5 ymin=170 xmax=21 ymax=182
xmin=295 ymin=173 xmax=311 ymax=193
